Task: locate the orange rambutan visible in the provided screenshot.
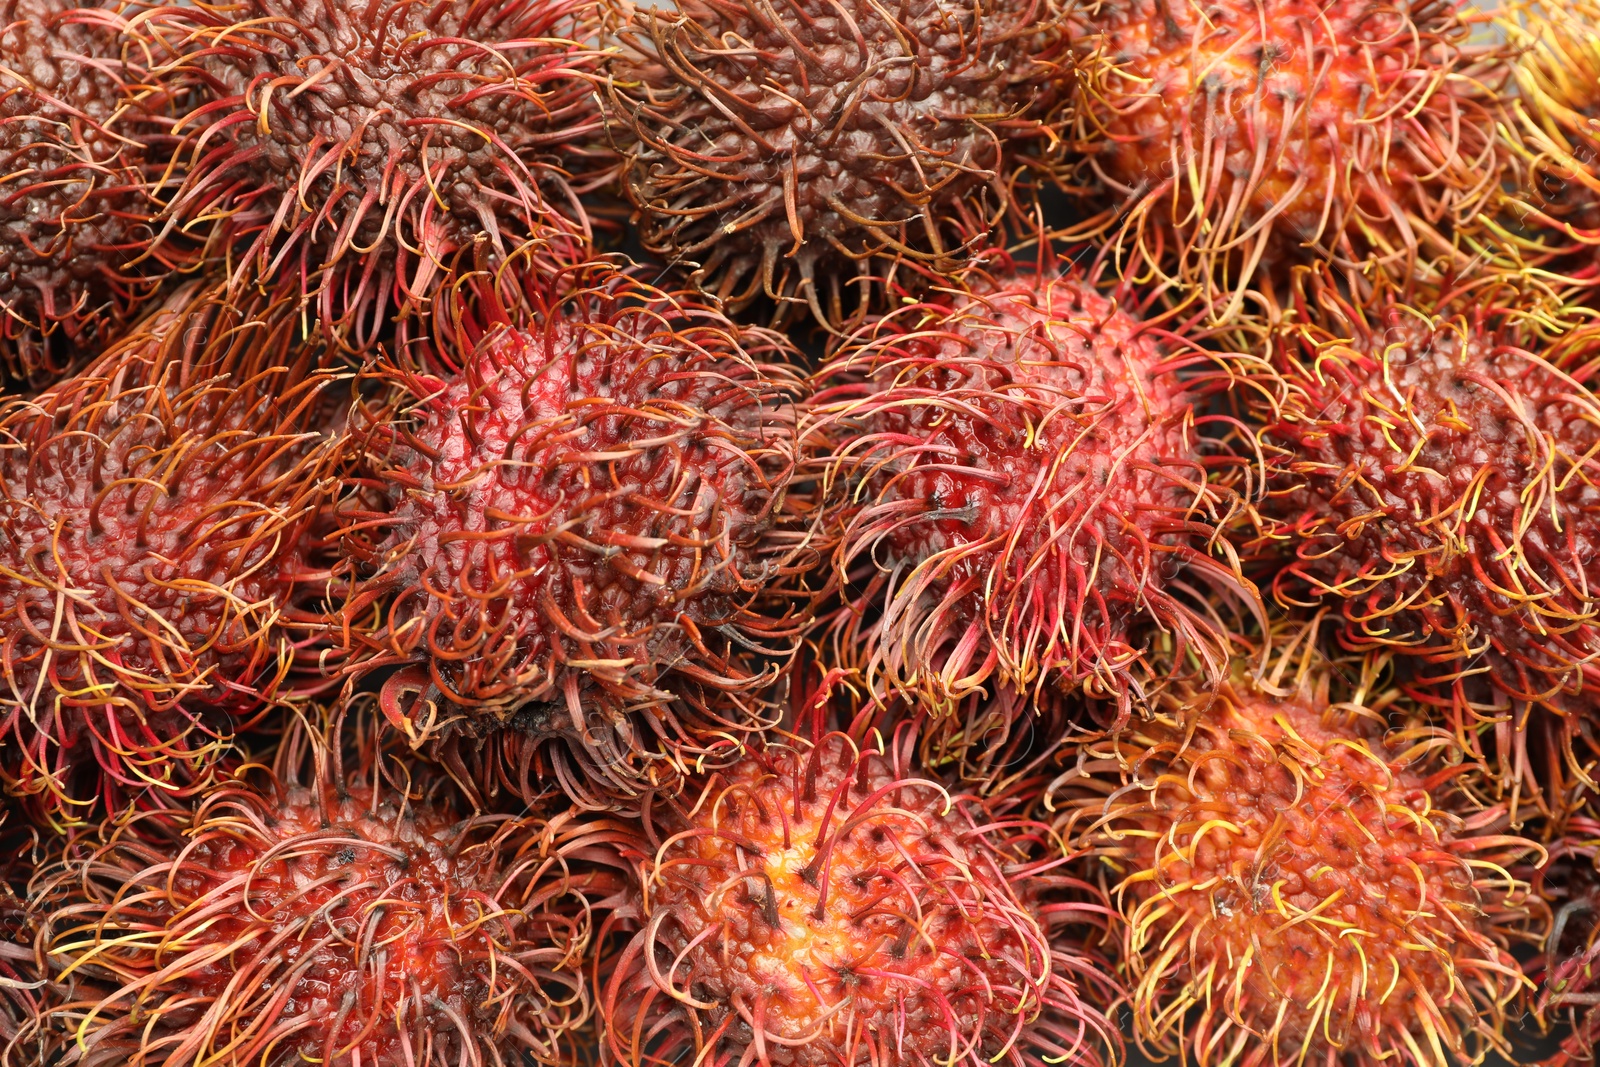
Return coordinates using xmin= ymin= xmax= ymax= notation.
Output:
xmin=594 ymin=705 xmax=1120 ymax=1067
xmin=1067 ymin=0 xmax=1512 ymax=319
xmin=1053 ymin=632 xmax=1546 ymax=1067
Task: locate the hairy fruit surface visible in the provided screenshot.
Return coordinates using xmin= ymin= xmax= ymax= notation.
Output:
xmin=0 ymin=286 xmax=344 ymax=818
xmin=809 ymin=261 xmax=1255 ymax=715
xmin=1069 ymin=0 xmax=1509 ymax=317
xmin=0 ymin=0 xmax=190 ymax=384
xmin=605 ymin=0 xmax=1071 ymax=325
xmin=20 ymin=714 xmax=599 ymax=1067
xmin=1257 ymin=275 xmax=1600 ymax=802
xmin=597 ymin=726 xmax=1118 ymax=1067
xmin=1056 ymin=666 xmax=1543 ymax=1067
xmin=343 ymin=253 xmax=811 ymax=804
xmin=141 ymin=0 xmax=607 ymax=346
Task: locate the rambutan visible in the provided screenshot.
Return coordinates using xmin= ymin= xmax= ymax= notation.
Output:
xmin=594 ymin=714 xmax=1120 ymax=1067
xmin=1535 ymin=813 xmax=1600 ymax=1066
xmin=1067 ymin=0 xmax=1511 ymax=319
xmin=602 ymin=0 xmax=1073 ymax=325
xmin=0 ymin=283 xmax=346 ymax=819
xmin=136 ymin=0 xmax=607 ymax=347
xmin=1053 ymin=636 xmax=1546 ymax=1067
xmin=339 ymin=249 xmax=814 ymax=805
xmin=16 ymin=707 xmax=601 ymax=1066
xmin=807 ymin=255 xmax=1258 ymax=717
xmin=0 ymin=0 xmax=193 ymax=385
xmin=1499 ymin=0 xmax=1600 ymax=292
xmin=1254 ymin=271 xmax=1600 ymax=809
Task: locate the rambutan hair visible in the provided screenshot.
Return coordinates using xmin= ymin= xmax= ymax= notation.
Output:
xmin=1064 ymin=0 xmax=1513 ymax=320
xmin=1499 ymin=0 xmax=1600 ymax=293
xmin=131 ymin=0 xmax=608 ymax=348
xmin=1253 ymin=267 xmax=1600 ymax=818
xmin=592 ymin=692 xmax=1121 ymax=1067
xmin=0 ymin=282 xmax=347 ymax=821
xmin=602 ymin=0 xmax=1073 ymax=326
xmin=337 ymin=245 xmax=817 ymax=806
xmin=0 ymin=0 xmax=197 ymax=385
xmin=1534 ymin=811 xmax=1600 ymax=1067
xmin=14 ymin=703 xmax=604 ymax=1067
xmin=1052 ymin=624 xmax=1547 ymax=1067
xmin=806 ymin=251 xmax=1262 ymax=718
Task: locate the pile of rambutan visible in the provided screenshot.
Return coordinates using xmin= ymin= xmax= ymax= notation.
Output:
xmin=7 ymin=0 xmax=1600 ymax=1063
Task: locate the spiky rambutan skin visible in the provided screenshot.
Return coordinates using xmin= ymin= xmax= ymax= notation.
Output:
xmin=1535 ymin=816 xmax=1600 ymax=1066
xmin=138 ymin=0 xmax=606 ymax=347
xmin=1499 ymin=0 xmax=1600 ymax=294
xmin=1055 ymin=663 xmax=1545 ymax=1067
xmin=603 ymin=0 xmax=1072 ymax=326
xmin=0 ymin=284 xmax=346 ymax=820
xmin=17 ymin=711 xmax=600 ymax=1067
xmin=807 ymin=259 xmax=1257 ymax=716
xmin=1068 ymin=0 xmax=1510 ymax=319
xmin=0 ymin=0 xmax=193 ymax=385
xmin=339 ymin=250 xmax=813 ymax=804
xmin=1256 ymin=275 xmax=1600 ymax=764
xmin=595 ymin=725 xmax=1119 ymax=1067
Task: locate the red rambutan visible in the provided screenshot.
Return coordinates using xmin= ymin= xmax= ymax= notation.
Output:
xmin=1053 ymin=633 xmax=1546 ymax=1067
xmin=807 ymin=255 xmax=1259 ymax=717
xmin=15 ymin=706 xmax=601 ymax=1066
xmin=0 ymin=283 xmax=346 ymax=819
xmin=594 ymin=710 xmax=1120 ymax=1067
xmin=602 ymin=0 xmax=1073 ymax=325
xmin=339 ymin=248 xmax=815 ymax=805
xmin=0 ymin=0 xmax=194 ymax=385
xmin=135 ymin=0 xmax=608 ymax=347
xmin=1254 ymin=271 xmax=1600 ymax=811
xmin=1067 ymin=0 xmax=1511 ymax=319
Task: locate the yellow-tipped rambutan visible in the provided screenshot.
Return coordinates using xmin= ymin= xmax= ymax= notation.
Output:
xmin=1254 ymin=269 xmax=1600 ymax=815
xmin=1053 ymin=630 xmax=1546 ymax=1067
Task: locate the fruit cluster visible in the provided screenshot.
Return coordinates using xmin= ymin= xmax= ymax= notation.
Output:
xmin=0 ymin=0 xmax=1599 ymax=1064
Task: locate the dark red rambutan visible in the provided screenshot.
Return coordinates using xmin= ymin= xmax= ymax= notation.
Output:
xmin=338 ymin=248 xmax=815 ymax=805
xmin=0 ymin=0 xmax=194 ymax=386
xmin=1067 ymin=0 xmax=1511 ymax=318
xmin=1254 ymin=271 xmax=1600 ymax=811
xmin=136 ymin=0 xmax=607 ymax=347
xmin=1053 ymin=633 xmax=1546 ymax=1067
xmin=602 ymin=0 xmax=1073 ymax=326
xmin=14 ymin=707 xmax=602 ymax=1067
xmin=0 ymin=284 xmax=346 ymax=820
xmin=594 ymin=714 xmax=1120 ymax=1067
xmin=806 ymin=256 xmax=1259 ymax=716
